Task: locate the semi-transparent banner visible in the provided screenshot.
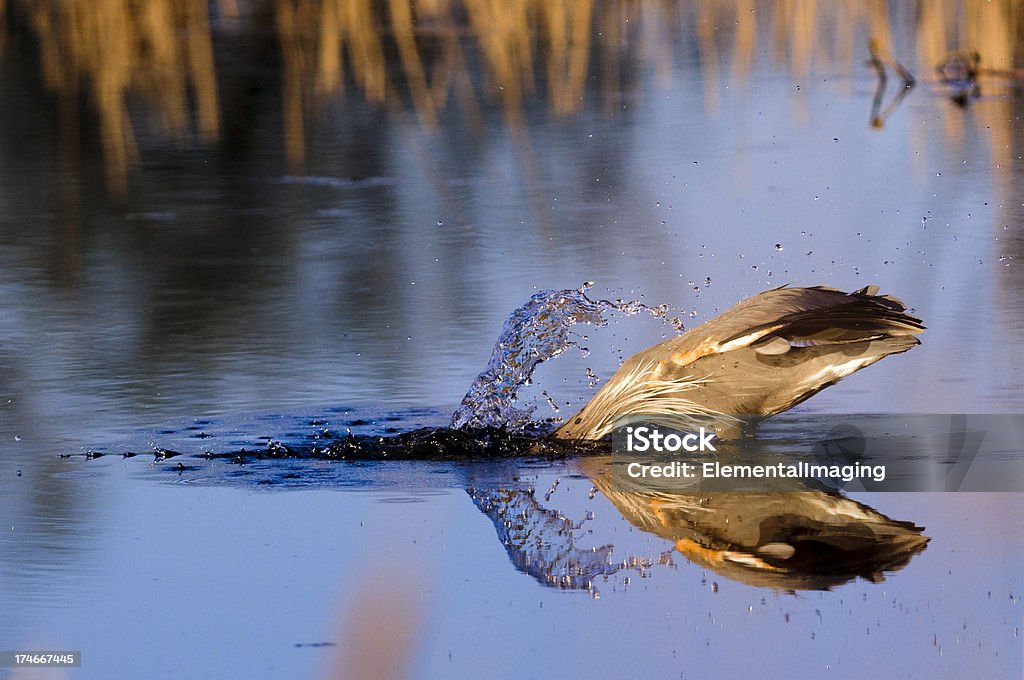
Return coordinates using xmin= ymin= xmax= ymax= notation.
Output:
xmin=610 ymin=414 xmax=1024 ymax=492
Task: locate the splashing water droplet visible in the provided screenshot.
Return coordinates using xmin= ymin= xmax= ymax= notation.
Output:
xmin=451 ymin=283 xmax=687 ymax=431
xmin=450 ymin=287 xmax=608 ymax=430
xmin=541 ymin=390 xmax=560 ymax=413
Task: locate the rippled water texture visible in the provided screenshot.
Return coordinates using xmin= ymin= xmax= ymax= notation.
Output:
xmin=1 ymin=2 xmax=1022 ymax=679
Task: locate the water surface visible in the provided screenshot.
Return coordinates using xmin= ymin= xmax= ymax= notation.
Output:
xmin=1 ymin=2 xmax=1022 ymax=678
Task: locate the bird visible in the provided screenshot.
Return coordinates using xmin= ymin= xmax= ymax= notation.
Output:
xmin=936 ymin=49 xmax=981 ymax=86
xmin=936 ymin=49 xmax=982 ymax=108
xmin=553 ymin=285 xmax=923 ymax=440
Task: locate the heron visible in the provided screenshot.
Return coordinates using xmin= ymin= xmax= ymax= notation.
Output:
xmin=553 ymin=285 xmax=923 ymax=440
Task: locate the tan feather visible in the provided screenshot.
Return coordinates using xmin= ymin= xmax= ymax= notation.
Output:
xmin=554 ymin=286 xmax=923 ymax=440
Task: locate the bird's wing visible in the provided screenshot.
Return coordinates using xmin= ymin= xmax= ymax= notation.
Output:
xmin=554 ymin=286 xmax=924 ymax=440
xmin=650 ymin=286 xmax=923 ymax=370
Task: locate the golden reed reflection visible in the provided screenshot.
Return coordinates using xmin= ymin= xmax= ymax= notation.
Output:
xmin=21 ymin=0 xmax=219 ymax=196
xmin=4 ymin=0 xmax=1022 ymax=192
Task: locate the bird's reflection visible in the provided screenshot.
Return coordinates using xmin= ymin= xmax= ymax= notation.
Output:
xmin=124 ymin=410 xmax=931 ymax=593
xmin=936 ymin=50 xmax=982 ymax=108
xmin=470 ymin=455 xmax=928 ymax=593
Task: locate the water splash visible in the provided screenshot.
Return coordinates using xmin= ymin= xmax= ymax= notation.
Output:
xmin=469 ymin=485 xmax=675 ymax=593
xmin=80 ymin=284 xmax=687 ymax=465
xmin=73 ymin=408 xmax=607 ymax=465
xmin=450 ymin=283 xmax=685 ymax=431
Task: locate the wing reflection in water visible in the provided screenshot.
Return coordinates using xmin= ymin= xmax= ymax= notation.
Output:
xmin=585 ymin=457 xmax=928 ymax=591
xmin=470 ymin=457 xmax=929 ymax=594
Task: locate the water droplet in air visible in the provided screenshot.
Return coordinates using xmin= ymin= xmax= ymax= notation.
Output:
xmin=451 ymin=282 xmax=690 ymax=430
xmin=541 ymin=390 xmax=560 ymax=412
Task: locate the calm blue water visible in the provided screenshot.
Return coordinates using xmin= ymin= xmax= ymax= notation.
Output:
xmin=1 ymin=2 xmax=1022 ymax=678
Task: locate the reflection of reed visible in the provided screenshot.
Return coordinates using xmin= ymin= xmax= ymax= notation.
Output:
xmin=268 ymin=0 xmax=1024 ymax=183
xmin=21 ymin=0 xmax=219 ymax=196
xmin=275 ymin=0 xmax=607 ymax=142
xmin=7 ymin=0 xmax=1024 ymax=189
